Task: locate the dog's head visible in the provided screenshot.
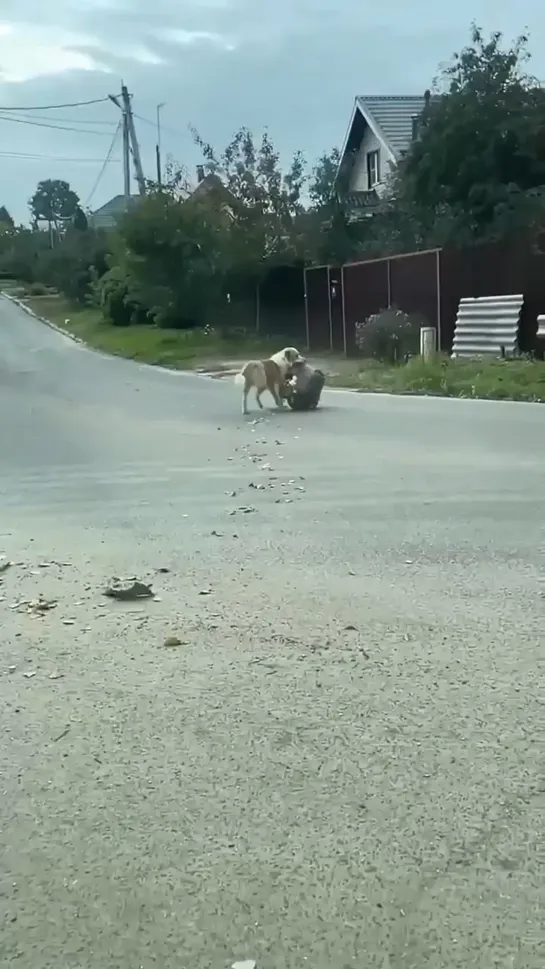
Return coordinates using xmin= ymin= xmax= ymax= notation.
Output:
xmin=282 ymin=347 xmax=304 ymax=365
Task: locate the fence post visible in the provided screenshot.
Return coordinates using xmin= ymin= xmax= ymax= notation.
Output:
xmin=435 ymin=249 xmax=442 ymax=351
xmin=420 ymin=326 xmax=437 ymax=360
xmin=326 ymin=266 xmax=333 ymax=350
xmin=341 ymin=266 xmax=347 ymax=357
xmin=303 ymin=268 xmax=310 ymax=350
xmin=387 ymin=258 xmax=392 ymax=307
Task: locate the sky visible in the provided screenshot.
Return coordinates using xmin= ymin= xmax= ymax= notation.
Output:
xmin=1 ymin=1 xmax=544 ymax=225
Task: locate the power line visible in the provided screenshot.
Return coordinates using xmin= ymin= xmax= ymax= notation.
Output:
xmin=85 ymin=122 xmax=122 ymax=208
xmin=1 ymin=112 xmax=117 ymax=127
xmin=0 ymin=150 xmax=121 ymax=163
xmin=133 ymin=111 xmax=186 ymax=140
xmin=0 ymin=113 xmax=113 ymax=135
xmin=0 ymin=97 xmax=110 ymax=112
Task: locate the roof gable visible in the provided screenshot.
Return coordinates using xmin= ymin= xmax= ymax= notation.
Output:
xmin=356 ymin=95 xmax=432 ymax=158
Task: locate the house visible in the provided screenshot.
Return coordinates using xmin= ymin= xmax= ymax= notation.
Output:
xmin=88 ymin=167 xmax=234 ymax=230
xmin=88 ymin=194 xmax=141 ymax=230
xmin=335 ymin=93 xmax=432 ymax=216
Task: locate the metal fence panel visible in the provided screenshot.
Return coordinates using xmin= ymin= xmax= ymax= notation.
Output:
xmin=451 ymin=294 xmax=524 ymax=357
xmin=304 ymin=267 xmax=330 ymax=350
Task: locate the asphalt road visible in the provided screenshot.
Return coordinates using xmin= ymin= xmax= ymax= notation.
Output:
xmin=1 ymin=295 xmax=544 ymax=969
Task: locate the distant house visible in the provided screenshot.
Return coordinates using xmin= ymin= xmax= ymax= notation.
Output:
xmin=88 ymin=194 xmax=141 ymax=230
xmin=335 ymin=93 xmax=433 ymax=216
xmin=88 ymin=168 xmax=233 ymax=231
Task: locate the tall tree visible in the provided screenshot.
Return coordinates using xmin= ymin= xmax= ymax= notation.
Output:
xmin=397 ymin=24 xmax=545 ymax=239
xmin=191 ymin=126 xmax=307 ymax=278
xmin=29 ymin=179 xmax=81 ymax=232
xmin=0 ymin=205 xmax=14 ymax=230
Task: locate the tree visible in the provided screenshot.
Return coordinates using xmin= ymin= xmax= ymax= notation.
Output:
xmin=117 ymin=190 xmax=232 ymax=328
xmin=397 ymin=24 xmax=545 ymax=239
xmin=73 ymin=206 xmax=89 ymax=232
xmin=191 ymin=126 xmax=307 ymax=279
xmin=309 ymin=148 xmax=340 ymax=208
xmin=0 ymin=205 xmax=14 ymax=231
xmin=29 ymin=179 xmax=81 ymax=231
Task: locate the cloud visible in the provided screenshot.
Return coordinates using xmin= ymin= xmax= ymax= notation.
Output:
xmin=0 ymin=22 xmax=108 ymax=82
xmin=1 ymin=0 xmax=545 ymax=223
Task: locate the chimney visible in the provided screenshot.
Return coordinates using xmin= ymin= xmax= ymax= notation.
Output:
xmin=196 ymin=165 xmax=205 ymax=183
xmin=411 ymin=115 xmax=419 ymax=141
xmin=424 ymin=88 xmax=431 ymax=108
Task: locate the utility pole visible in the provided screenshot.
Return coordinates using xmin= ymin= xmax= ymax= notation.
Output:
xmin=156 ymin=102 xmax=165 ymax=187
xmin=122 ymin=109 xmax=131 ymax=198
xmin=121 ymin=84 xmax=146 ymax=195
xmin=108 ymin=85 xmax=146 ymax=197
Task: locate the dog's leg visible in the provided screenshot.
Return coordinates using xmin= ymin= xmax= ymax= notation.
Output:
xmin=272 ymin=384 xmax=284 ymax=408
xmin=242 ymin=380 xmax=250 ymax=415
xmin=256 ymin=390 xmax=264 ymax=409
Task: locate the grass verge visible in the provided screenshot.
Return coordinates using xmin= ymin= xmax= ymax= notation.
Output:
xmin=7 ymin=291 xmax=545 ymax=401
xmin=19 ymin=295 xmax=283 ymax=369
xmin=328 ymin=355 xmax=545 ymax=401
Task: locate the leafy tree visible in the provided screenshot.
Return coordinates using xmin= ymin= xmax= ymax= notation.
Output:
xmin=397 ymin=24 xmax=545 ymax=239
xmin=0 ymin=229 xmax=51 ymax=282
xmin=118 ymin=190 xmax=231 ymax=328
xmin=309 ymin=148 xmax=340 ymax=208
xmin=73 ymin=206 xmax=89 ymax=232
xmin=35 ymin=227 xmax=110 ymax=303
xmin=29 ymin=179 xmax=81 ymax=230
xmin=191 ymin=126 xmax=307 ymax=279
xmin=0 ymin=205 xmax=14 ymax=230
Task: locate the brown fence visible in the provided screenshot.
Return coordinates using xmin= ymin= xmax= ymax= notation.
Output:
xmin=304 ymin=237 xmax=545 ymax=355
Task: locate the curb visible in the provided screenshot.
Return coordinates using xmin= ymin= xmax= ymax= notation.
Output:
xmin=0 ymin=292 xmax=84 ymax=344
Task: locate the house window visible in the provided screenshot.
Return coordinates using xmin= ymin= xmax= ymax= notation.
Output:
xmin=366 ymin=150 xmax=380 ymax=188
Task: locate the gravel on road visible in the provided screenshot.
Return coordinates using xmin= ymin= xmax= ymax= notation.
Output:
xmin=1 ymin=296 xmax=544 ymax=969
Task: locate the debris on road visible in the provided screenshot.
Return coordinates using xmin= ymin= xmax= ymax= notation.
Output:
xmin=229 ymin=506 xmax=256 ymax=516
xmin=232 ymin=961 xmax=256 ymax=969
xmin=163 ymin=635 xmax=184 ymax=648
xmin=198 ymin=589 xmax=212 ymax=596
xmin=103 ymin=579 xmax=154 ymax=601
xmin=23 ymin=671 xmax=36 ymax=678
xmin=0 ymin=556 xmax=12 ymax=574
xmin=49 ymin=672 xmax=64 ymax=680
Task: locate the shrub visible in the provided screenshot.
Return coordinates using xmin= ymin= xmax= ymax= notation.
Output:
xmin=26 ymin=281 xmax=49 ymax=296
xmin=95 ymin=266 xmax=149 ymax=326
xmin=355 ymin=307 xmax=426 ymax=362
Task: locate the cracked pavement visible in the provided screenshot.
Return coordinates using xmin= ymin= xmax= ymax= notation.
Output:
xmin=1 ymin=296 xmax=544 ymax=969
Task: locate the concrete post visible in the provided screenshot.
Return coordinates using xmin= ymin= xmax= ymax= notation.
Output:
xmin=420 ymin=326 xmax=437 ymax=361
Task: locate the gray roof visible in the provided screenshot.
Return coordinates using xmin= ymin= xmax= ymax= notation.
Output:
xmin=356 ymin=95 xmax=431 ymax=158
xmin=89 ymin=194 xmax=141 ymax=229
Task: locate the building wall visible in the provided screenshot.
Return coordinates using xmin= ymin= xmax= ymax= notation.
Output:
xmin=348 ymin=123 xmax=395 ymax=196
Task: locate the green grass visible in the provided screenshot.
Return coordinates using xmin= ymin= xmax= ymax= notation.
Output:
xmin=8 ymin=290 xmax=545 ymax=401
xmin=328 ymin=354 xmax=545 ymax=402
xmin=20 ymin=295 xmax=282 ymax=368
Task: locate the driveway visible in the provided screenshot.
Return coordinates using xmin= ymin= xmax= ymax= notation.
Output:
xmin=1 ymin=296 xmax=543 ymax=969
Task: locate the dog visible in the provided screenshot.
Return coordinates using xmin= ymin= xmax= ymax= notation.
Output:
xmin=235 ymin=347 xmax=304 ymax=415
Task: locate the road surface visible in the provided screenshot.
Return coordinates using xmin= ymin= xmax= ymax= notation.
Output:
xmin=1 ymin=296 xmax=543 ymax=969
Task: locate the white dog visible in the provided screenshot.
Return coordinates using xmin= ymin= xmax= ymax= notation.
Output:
xmin=234 ymin=347 xmax=304 ymax=415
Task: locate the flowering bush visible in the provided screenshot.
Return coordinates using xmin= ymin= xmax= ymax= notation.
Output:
xmin=354 ymin=307 xmax=427 ymax=362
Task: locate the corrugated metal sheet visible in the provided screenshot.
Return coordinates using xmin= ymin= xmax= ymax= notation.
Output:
xmin=451 ymin=294 xmax=523 ymax=358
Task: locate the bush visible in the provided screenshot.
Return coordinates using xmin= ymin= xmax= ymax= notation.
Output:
xmin=354 ymin=307 xmax=425 ymax=362
xmin=26 ymin=281 xmax=50 ymax=296
xmin=95 ymin=266 xmax=149 ymax=326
